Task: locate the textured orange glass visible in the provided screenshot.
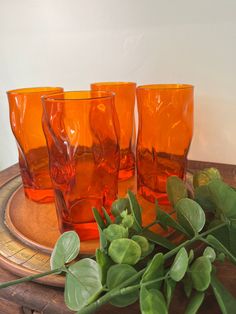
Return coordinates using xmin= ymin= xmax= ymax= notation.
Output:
xmin=91 ymin=82 xmax=136 ymax=180
xmin=7 ymin=87 xmax=63 ymax=203
xmin=42 ymin=91 xmax=120 ymax=240
xmin=137 ymin=84 xmax=194 ymax=204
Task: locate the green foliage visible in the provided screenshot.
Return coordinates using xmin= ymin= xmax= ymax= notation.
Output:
xmin=132 ymin=235 xmax=151 ymax=258
xmin=111 ymin=198 xmax=130 ymax=217
xmin=203 ymin=247 xmax=216 ymax=262
xmin=64 ymin=259 xmax=102 ymax=311
xmin=141 ymin=229 xmax=176 ymax=250
xmin=193 ymin=168 xmax=221 ymax=188
xmin=50 ymin=231 xmax=80 ymax=270
xmin=108 ymin=238 xmax=141 ymax=265
xmin=206 ymin=235 xmax=236 ymax=265
xmin=190 ymin=256 xmax=212 ymax=291
xmin=92 ymin=207 xmax=106 ymax=230
xmin=127 ymin=190 xmax=142 ymax=231
xmin=176 ymin=198 xmax=206 ymax=236
xmin=96 ymin=249 xmax=113 ymax=285
xmin=107 ymin=264 xmax=139 ymax=307
xmin=170 ymin=248 xmax=188 ymax=282
xmin=211 ymin=274 xmax=236 ymax=314
xmin=166 ymin=176 xmax=188 ymax=206
xmin=184 ymin=292 xmax=205 ymax=314
xmin=140 ymin=287 xmax=168 ymax=314
xmin=164 ymin=278 xmax=176 ymax=308
xmin=141 ymin=253 xmax=164 ymax=289
xmin=103 ymin=224 xmax=128 ymax=242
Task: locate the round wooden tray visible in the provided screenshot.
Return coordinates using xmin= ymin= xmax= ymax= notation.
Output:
xmin=0 ymin=175 xmax=99 ymax=287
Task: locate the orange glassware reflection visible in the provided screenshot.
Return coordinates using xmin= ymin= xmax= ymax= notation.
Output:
xmin=91 ymin=82 xmax=136 ymax=180
xmin=7 ymin=87 xmax=63 ymax=203
xmin=42 ymin=91 xmax=120 ymax=240
xmin=137 ymin=84 xmax=194 ymax=204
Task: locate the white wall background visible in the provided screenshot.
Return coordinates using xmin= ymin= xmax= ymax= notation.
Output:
xmin=0 ymin=0 xmax=236 ymax=170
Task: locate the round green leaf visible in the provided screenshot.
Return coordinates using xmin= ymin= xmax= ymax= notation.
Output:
xmin=203 ymin=247 xmax=216 ymax=262
xmin=111 ymin=198 xmax=130 ymax=217
xmin=64 ymin=258 xmax=102 ymax=311
xmin=108 ymin=238 xmax=141 ymax=265
xmin=166 ymin=176 xmax=188 ymax=206
xmin=141 ymin=253 xmax=164 ymax=289
xmin=185 ymin=292 xmax=205 ymax=314
xmin=140 ymin=287 xmax=168 ymax=314
xmin=176 ymin=198 xmax=206 ymax=236
xmin=170 ymin=247 xmax=188 ymax=282
xmin=103 ymin=224 xmax=128 ymax=242
xmin=132 ymin=235 xmax=150 ymax=257
xmin=190 ymin=256 xmax=212 ymax=291
xmin=106 ymin=264 xmax=138 ymax=307
xmin=50 ymin=231 xmax=80 ymax=270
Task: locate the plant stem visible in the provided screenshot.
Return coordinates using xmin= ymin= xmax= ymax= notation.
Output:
xmin=142 ymin=210 xmax=176 ymax=230
xmin=78 ymin=221 xmax=228 ymax=314
xmin=77 ymin=275 xmax=168 ymax=314
xmin=0 ymin=268 xmax=63 ymax=289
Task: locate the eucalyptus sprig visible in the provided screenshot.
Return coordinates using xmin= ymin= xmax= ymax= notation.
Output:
xmin=0 ymin=167 xmax=236 ymax=314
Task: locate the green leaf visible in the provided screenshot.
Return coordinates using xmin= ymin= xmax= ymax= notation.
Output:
xmin=184 ymin=292 xmax=205 ymax=314
xmin=194 ymin=185 xmax=216 ymax=212
xmin=50 ymin=231 xmax=80 ymax=270
xmin=140 ymin=287 xmax=168 ymax=314
xmin=183 ymin=274 xmax=193 ymax=298
xmin=103 ymin=224 xmax=128 ymax=242
xmin=157 ymin=205 xmax=190 ymax=237
xmin=132 ymin=235 xmax=150 ymax=258
xmin=170 ymin=247 xmax=188 ymax=282
xmin=108 ymin=238 xmax=141 ymax=265
xmin=65 ymin=258 xmax=102 ymax=311
xmin=208 ymin=180 xmax=236 ymax=219
xmin=127 ymin=190 xmax=142 ymax=231
xmin=206 ymin=235 xmax=236 ymax=265
xmin=193 ymin=168 xmax=221 ymax=188
xmin=141 ymin=229 xmax=176 ymax=250
xmin=229 ymin=224 xmax=236 ymax=256
xmin=106 ymin=264 xmax=138 ymax=307
xmin=188 ymin=249 xmax=194 ymax=264
xmin=98 ymin=226 xmax=107 ymax=251
xmin=141 ymin=253 xmax=164 ymax=289
xmin=166 ymin=176 xmax=188 ymax=206
xmin=175 ymin=198 xmax=206 ymax=236
xmin=111 ymin=198 xmax=130 ymax=217
xmin=164 ymin=278 xmax=176 ymax=308
xmin=101 ymin=207 xmax=112 ymax=225
xmin=190 ymin=256 xmax=212 ymax=291
xmin=203 ymin=246 xmax=216 ymax=262
xmin=211 ymin=273 xmax=236 ymax=314
xmin=92 ymin=207 xmax=106 ymax=230
xmin=96 ymin=249 xmax=113 ymax=285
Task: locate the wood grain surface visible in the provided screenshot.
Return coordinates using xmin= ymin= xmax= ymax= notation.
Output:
xmin=0 ymin=161 xmax=235 ymax=314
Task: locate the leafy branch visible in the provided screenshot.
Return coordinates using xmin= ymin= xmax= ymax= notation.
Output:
xmin=0 ymin=167 xmax=236 ymax=314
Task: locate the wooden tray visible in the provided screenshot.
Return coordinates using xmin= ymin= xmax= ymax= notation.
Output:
xmin=0 ymin=174 xmax=183 ymax=288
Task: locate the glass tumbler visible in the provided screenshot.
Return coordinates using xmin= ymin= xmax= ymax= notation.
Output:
xmin=136 ymin=84 xmax=194 ymax=204
xmin=7 ymin=87 xmax=63 ymax=203
xmin=91 ymin=82 xmax=136 ymax=180
xmin=42 ymin=91 xmax=120 ymax=240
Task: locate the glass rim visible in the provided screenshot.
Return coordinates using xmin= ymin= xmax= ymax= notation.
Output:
xmin=137 ymin=84 xmax=194 ymax=91
xmin=42 ymin=90 xmax=115 ymax=102
xmin=91 ymin=81 xmax=136 ymax=87
xmin=7 ymin=87 xmax=63 ymax=95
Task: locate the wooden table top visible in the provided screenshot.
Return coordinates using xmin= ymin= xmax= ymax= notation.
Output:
xmin=0 ymin=161 xmax=235 ymax=314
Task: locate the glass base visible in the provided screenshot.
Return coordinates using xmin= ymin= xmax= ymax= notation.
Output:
xmin=60 ymin=221 xmax=100 ymax=241
xmin=138 ymin=185 xmax=170 ymax=205
xmin=24 ymin=187 xmax=54 ymax=204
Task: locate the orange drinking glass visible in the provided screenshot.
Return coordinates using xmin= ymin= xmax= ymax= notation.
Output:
xmin=137 ymin=84 xmax=194 ymax=204
xmin=91 ymin=82 xmax=136 ymax=180
xmin=42 ymin=91 xmax=120 ymax=240
xmin=7 ymin=87 xmax=63 ymax=203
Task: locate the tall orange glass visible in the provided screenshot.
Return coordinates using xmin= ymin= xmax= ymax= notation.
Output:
xmin=137 ymin=84 xmax=194 ymax=204
xmin=91 ymin=82 xmax=136 ymax=180
xmin=42 ymin=91 xmax=120 ymax=240
xmin=7 ymin=87 xmax=63 ymax=203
